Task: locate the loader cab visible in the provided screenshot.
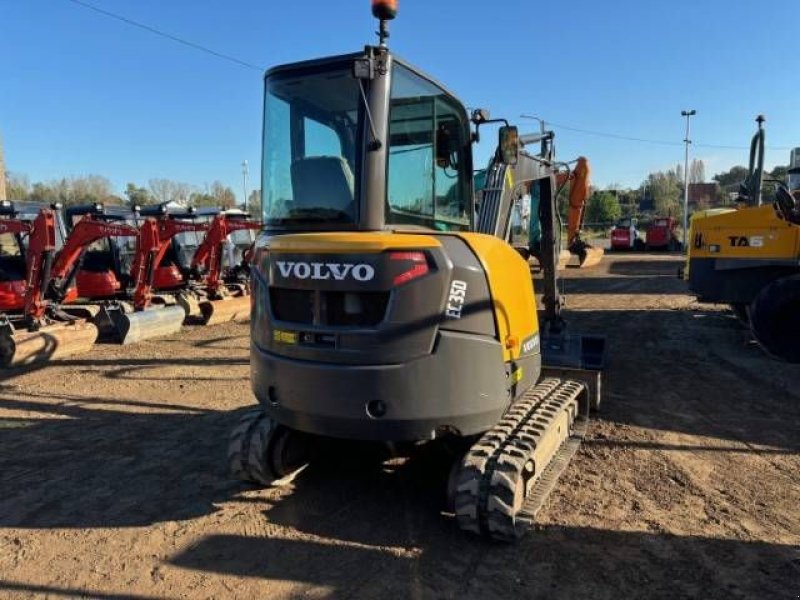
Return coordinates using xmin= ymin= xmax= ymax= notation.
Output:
xmin=261 ymin=49 xmax=473 ymax=234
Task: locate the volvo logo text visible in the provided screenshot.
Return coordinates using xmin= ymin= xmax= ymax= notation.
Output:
xmin=275 ymin=261 xmax=376 ymax=282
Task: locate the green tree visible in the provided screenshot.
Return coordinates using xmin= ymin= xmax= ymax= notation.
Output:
xmin=209 ymin=181 xmax=236 ymax=209
xmin=124 ymin=183 xmax=153 ymax=207
xmin=5 ymin=172 xmax=31 ymax=200
xmin=247 ymin=189 xmax=262 ymax=216
xmin=712 ymin=166 xmax=749 ymax=192
xmin=189 ymin=191 xmax=218 ymax=207
xmin=28 ymin=182 xmax=56 ymax=203
xmin=648 ymin=170 xmax=681 ymax=217
xmin=585 ymin=191 xmax=621 ymax=225
xmin=689 ymin=159 xmax=706 ymax=183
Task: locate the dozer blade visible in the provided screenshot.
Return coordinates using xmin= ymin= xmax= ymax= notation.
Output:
xmin=99 ymin=304 xmax=186 ymax=345
xmin=541 ymin=331 xmax=606 ymax=370
xmin=199 ymin=295 xmax=251 ymax=326
xmin=0 ymin=320 xmax=98 ymax=368
xmin=541 ymin=331 xmax=606 ymax=411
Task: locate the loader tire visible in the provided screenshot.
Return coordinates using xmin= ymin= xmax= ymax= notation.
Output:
xmin=749 ymin=275 xmax=800 ymax=363
xmin=228 ymin=408 xmax=277 ymax=486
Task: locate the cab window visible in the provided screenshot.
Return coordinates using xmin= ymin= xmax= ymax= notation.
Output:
xmin=387 ymin=64 xmax=470 ymax=231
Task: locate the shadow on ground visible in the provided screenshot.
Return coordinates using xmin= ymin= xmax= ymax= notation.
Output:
xmin=167 ymin=448 xmax=799 ymax=599
xmin=0 ymin=390 xmax=248 ymax=528
xmin=565 ymin=308 xmax=800 ymax=451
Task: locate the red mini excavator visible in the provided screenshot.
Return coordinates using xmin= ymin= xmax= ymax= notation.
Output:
xmin=0 ymin=200 xmax=74 ymax=314
xmin=0 ymin=211 xmax=34 ymax=314
xmin=189 ymin=212 xmax=262 ymax=325
xmin=0 ymin=208 xmax=138 ymax=367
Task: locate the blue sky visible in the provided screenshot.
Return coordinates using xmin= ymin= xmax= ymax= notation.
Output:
xmin=2 ymin=0 xmax=797 ymax=199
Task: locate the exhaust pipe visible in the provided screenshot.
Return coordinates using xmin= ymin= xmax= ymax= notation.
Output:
xmin=0 ymin=319 xmax=98 ymax=368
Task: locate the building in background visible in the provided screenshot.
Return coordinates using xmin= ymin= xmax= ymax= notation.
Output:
xmin=688 ymin=182 xmax=719 ymax=210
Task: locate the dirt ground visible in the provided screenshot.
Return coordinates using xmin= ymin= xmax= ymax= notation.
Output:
xmin=0 ymin=253 xmax=798 ymax=599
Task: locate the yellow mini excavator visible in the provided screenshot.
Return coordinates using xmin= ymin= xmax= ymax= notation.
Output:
xmin=230 ymin=0 xmax=605 ymax=541
xmin=687 ymin=116 xmax=800 ymax=362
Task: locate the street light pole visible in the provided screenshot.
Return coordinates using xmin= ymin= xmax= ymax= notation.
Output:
xmin=241 ymin=160 xmax=249 ymax=213
xmin=681 ymin=109 xmax=696 ymax=250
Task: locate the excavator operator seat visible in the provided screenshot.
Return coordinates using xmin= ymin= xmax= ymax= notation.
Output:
xmin=291 ymin=156 xmax=355 ymax=211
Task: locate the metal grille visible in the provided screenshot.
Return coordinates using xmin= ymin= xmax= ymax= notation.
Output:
xmin=270 ymin=288 xmax=389 ymax=327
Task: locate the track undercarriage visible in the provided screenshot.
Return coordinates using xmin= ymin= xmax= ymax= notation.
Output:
xmin=229 ymin=377 xmax=589 ymax=541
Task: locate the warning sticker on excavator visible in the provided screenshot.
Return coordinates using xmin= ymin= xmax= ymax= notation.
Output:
xmin=273 ymin=330 xmax=298 ymax=344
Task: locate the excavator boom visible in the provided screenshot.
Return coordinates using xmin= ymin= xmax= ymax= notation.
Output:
xmin=190 ymin=214 xmax=262 ymax=326
xmin=558 ymin=157 xmax=603 ymax=268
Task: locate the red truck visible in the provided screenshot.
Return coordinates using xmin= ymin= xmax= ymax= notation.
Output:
xmin=645 ymin=216 xmax=681 ymax=250
xmin=610 ymin=218 xmax=645 ymax=251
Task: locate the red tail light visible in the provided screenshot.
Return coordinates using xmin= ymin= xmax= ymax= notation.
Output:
xmin=390 ymin=251 xmax=428 ymax=286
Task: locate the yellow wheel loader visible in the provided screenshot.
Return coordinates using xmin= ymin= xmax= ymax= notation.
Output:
xmin=230 ymin=0 xmax=605 ymax=541
xmin=687 ymin=116 xmax=800 ymax=362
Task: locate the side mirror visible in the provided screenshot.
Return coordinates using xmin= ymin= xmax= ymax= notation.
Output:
xmin=499 ymin=126 xmax=519 ymax=166
xmin=436 ymin=122 xmax=459 ymax=170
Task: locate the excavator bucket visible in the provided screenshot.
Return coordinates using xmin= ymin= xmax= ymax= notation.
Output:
xmin=97 ymin=304 xmax=186 ymax=345
xmin=0 ymin=319 xmax=98 ymax=368
xmin=576 ymin=246 xmax=604 ymax=268
xmin=569 ymin=240 xmax=604 ymax=268
xmin=176 ymin=292 xmax=203 ymax=319
xmin=199 ymin=294 xmax=251 ymax=326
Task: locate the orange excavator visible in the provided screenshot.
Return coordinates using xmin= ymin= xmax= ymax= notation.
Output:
xmin=556 ymin=156 xmax=604 ymax=268
xmin=0 ymin=209 xmax=138 ymax=367
xmin=188 ymin=212 xmax=262 ymax=325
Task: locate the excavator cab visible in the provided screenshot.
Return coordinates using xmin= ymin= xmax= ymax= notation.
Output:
xmin=65 ymin=204 xmax=142 ymax=300
xmin=0 ymin=201 xmax=69 ymax=314
xmin=138 ymin=206 xmax=222 ymax=290
xmin=260 ymin=52 xmax=472 ymax=234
